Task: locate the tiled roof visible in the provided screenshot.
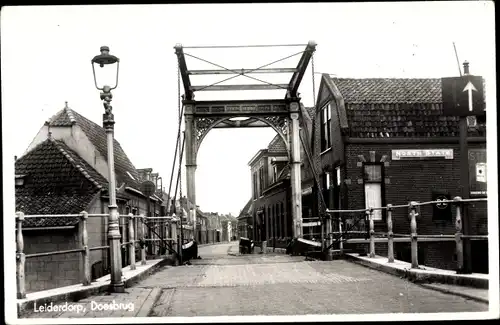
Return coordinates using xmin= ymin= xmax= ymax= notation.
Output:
xmin=238 ymin=199 xmax=253 ymax=218
xmin=15 ymin=138 xmax=107 ymax=227
xmin=330 ymin=77 xmax=486 ymax=138
xmin=267 ymin=134 xmax=287 ymax=153
xmin=304 ymin=106 xmax=316 ymax=121
xmin=331 ymin=78 xmax=442 ymax=104
xmin=46 ymin=107 xmax=142 ymax=190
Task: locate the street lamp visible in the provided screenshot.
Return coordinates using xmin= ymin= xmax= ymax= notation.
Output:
xmin=91 ymin=46 xmax=124 ymax=293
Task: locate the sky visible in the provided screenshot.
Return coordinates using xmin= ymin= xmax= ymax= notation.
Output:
xmin=1 ymin=2 xmax=496 ymax=217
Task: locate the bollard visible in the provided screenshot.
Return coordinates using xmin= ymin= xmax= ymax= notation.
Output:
xmin=409 ymin=201 xmax=419 ymax=269
xmin=369 ymin=208 xmax=375 ymax=258
xmin=140 ymin=214 xmax=147 ymax=265
xmin=453 ymin=196 xmax=464 ymax=272
xmin=16 ymin=212 xmax=26 ymax=299
xmin=128 ymin=214 xmax=136 ymax=270
xmin=386 ymin=204 xmax=394 ymax=263
xmin=81 ymin=211 xmax=91 ymax=285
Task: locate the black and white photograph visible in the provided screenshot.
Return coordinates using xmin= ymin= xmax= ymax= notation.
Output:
xmin=2 ymin=2 xmax=498 ymax=323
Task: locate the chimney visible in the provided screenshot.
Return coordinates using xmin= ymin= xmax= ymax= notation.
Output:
xmin=463 ymin=61 xmax=470 ymax=75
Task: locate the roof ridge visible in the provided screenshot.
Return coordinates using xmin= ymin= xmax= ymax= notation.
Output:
xmin=49 ymin=138 xmax=103 ymax=190
xmin=65 ymin=107 xmax=77 ymax=124
xmin=331 ymin=77 xmax=441 ymax=80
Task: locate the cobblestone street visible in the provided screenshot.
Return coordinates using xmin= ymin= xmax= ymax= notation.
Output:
xmin=20 ymin=242 xmax=488 ymax=318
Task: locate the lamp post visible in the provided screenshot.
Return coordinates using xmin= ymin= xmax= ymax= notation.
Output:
xmin=91 ymin=46 xmax=124 ymax=293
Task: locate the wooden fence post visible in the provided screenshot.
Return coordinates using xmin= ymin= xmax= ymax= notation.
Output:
xmin=140 ymin=214 xmax=147 ymax=265
xmin=338 ymin=216 xmax=343 ymax=253
xmin=386 ymin=204 xmax=394 ymax=263
xmin=369 ymin=208 xmax=375 ymax=258
xmin=81 ymin=211 xmax=91 ymax=285
xmin=129 ymin=213 xmax=136 ymax=270
xmin=453 ymin=196 xmax=464 ymax=272
xmin=409 ymin=201 xmax=419 ymax=269
xmin=16 ymin=212 xmax=26 ymax=299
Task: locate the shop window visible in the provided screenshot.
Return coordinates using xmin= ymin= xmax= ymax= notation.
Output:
xmin=320 ymin=103 xmax=332 ymax=152
xmin=363 ymin=164 xmax=383 ymax=221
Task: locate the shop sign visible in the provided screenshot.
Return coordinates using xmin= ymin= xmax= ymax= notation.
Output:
xmin=469 ymin=149 xmax=487 ymax=197
xmin=391 ymin=149 xmax=454 ymax=160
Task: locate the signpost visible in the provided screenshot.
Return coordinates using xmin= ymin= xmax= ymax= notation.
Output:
xmin=441 ymin=62 xmax=485 ymax=274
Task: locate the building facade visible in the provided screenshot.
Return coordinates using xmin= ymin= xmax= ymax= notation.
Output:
xmin=312 ymin=74 xmax=487 ymax=272
xmin=15 ymin=103 xmax=165 ymax=293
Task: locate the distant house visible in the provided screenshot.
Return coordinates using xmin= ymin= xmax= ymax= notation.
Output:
xmin=237 ymin=199 xmax=254 ymax=239
xmin=15 ymin=103 xmax=163 ymax=293
xmin=312 ymin=74 xmax=487 ymax=272
xmin=206 ymin=212 xmax=222 ymax=243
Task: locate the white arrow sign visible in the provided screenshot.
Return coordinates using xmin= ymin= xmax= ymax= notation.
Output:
xmin=463 ymin=81 xmax=478 ymax=112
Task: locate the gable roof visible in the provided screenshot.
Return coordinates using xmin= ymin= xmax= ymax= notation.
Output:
xmin=15 ymin=138 xmax=108 ymax=227
xmin=267 ymin=134 xmax=287 ymax=153
xmin=46 ymin=107 xmax=142 ymax=190
xmin=329 ymin=77 xmax=486 ymax=138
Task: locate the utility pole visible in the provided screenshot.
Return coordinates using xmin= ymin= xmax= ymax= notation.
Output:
xmin=442 ymin=57 xmax=485 ymax=274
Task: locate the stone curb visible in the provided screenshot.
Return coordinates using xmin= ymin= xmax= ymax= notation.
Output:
xmin=17 ymin=256 xmax=175 ymax=316
xmin=344 ymin=254 xmax=489 ymax=289
xmin=419 ymin=284 xmax=489 ymax=304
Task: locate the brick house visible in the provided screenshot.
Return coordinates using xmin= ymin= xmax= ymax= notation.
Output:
xmin=311 ymin=74 xmax=487 ymax=272
xmin=15 ymin=103 xmax=164 ymax=292
xmin=247 ymin=104 xmax=318 ymax=245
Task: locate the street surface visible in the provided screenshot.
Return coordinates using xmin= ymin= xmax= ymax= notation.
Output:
xmin=21 ymin=242 xmax=488 ymax=318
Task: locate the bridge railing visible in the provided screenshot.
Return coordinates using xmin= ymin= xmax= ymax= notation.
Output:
xmin=15 ymin=212 xmax=180 ymax=299
xmin=325 ymin=196 xmax=488 ymax=271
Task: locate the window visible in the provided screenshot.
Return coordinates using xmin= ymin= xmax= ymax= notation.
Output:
xmin=252 ymin=172 xmax=258 ymax=200
xmin=363 ymin=164 xmax=383 ymax=221
xmin=259 ymin=166 xmax=265 ymax=196
xmin=272 ymin=164 xmax=278 ymax=183
xmin=320 ymin=103 xmax=332 ymax=151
